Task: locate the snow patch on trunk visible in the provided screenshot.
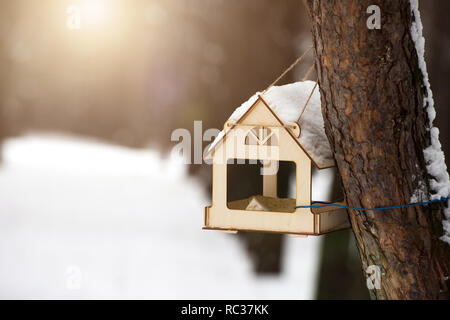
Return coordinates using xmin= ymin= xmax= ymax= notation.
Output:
xmin=410 ymin=0 xmax=450 ymax=244
xmin=410 ymin=180 xmax=427 ymax=203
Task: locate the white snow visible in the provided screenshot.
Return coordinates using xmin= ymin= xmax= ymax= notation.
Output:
xmin=410 ymin=0 xmax=450 ymax=244
xmin=208 ymin=81 xmax=334 ymax=168
xmin=410 ymin=180 xmax=427 ymax=203
xmin=0 ymin=133 xmax=322 ymax=299
xmin=228 ymin=93 xmax=260 ymax=123
xmin=207 ymin=93 xmax=260 ymax=153
xmin=265 ymin=81 xmax=334 ymax=168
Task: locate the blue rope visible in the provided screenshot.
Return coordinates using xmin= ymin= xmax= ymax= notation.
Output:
xmin=294 ymin=196 xmax=450 ymax=211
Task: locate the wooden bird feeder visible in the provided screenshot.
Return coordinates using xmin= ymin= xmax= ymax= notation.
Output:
xmin=203 ymin=82 xmax=350 ymax=236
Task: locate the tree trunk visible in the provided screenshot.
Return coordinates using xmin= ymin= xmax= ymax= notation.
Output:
xmin=305 ymin=0 xmax=450 ymax=299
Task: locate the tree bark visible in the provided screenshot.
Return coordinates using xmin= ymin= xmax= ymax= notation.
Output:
xmin=305 ymin=0 xmax=450 ymax=299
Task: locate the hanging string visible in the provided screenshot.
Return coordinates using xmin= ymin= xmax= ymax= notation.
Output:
xmin=263 ymin=46 xmax=313 ymax=94
xmin=302 ymin=63 xmax=316 ymax=81
xmin=260 ymin=46 xmax=318 ymax=124
xmin=296 ymin=81 xmax=318 ymax=123
xmin=294 ymin=196 xmax=450 ymax=212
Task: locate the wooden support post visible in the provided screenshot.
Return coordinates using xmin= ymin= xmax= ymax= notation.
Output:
xmin=262 ymin=160 xmax=277 ymax=197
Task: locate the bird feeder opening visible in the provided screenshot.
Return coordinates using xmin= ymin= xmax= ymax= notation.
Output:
xmin=226 ymin=159 xmax=297 ymax=213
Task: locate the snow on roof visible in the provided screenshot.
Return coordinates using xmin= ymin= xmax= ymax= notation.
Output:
xmin=207 ymin=81 xmax=335 ymax=168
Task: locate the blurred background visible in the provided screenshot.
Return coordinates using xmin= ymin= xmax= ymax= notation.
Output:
xmin=0 ymin=0 xmax=448 ymax=299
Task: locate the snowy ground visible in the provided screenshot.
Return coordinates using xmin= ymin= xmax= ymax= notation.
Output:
xmin=0 ymin=133 xmax=323 ymax=299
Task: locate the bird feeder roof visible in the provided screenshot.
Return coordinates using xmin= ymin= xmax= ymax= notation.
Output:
xmin=206 ymin=81 xmax=335 ymax=169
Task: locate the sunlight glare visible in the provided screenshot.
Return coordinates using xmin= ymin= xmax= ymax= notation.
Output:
xmin=82 ymin=0 xmax=111 ymax=28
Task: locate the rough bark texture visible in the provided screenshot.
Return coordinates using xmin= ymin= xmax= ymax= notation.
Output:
xmin=305 ymin=0 xmax=450 ymax=299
